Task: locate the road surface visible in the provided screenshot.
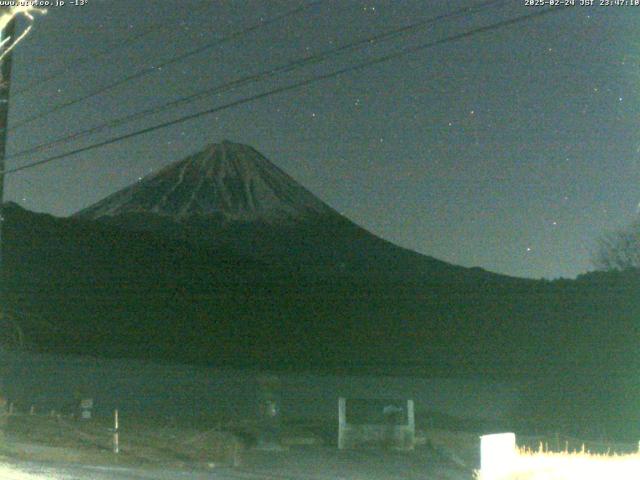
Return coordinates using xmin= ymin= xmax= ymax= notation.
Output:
xmin=0 ymin=446 xmax=474 ymax=479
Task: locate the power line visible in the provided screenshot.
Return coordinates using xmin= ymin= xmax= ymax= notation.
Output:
xmin=13 ymin=2 xmax=215 ymax=97
xmin=8 ymin=0 xmax=508 ymax=161
xmin=3 ymin=6 xmax=570 ymax=176
xmin=10 ymin=0 xmax=324 ymax=130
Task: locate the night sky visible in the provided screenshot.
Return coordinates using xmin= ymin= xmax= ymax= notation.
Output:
xmin=4 ymin=0 xmax=639 ymax=279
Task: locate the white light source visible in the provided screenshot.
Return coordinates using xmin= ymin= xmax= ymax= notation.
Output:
xmin=0 ymin=6 xmax=47 ymax=61
xmin=480 ymin=432 xmax=517 ymax=479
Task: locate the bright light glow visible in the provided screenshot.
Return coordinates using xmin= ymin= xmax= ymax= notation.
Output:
xmin=480 ymin=433 xmax=517 ymax=478
xmin=478 ymin=433 xmax=640 ymax=480
xmin=0 ymin=6 xmax=46 ymax=61
xmin=0 ymin=464 xmax=60 ymax=479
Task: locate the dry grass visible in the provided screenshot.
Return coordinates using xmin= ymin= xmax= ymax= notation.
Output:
xmin=1 ymin=414 xmax=244 ymax=468
xmin=476 ymin=445 xmax=640 ymax=480
xmin=421 ymin=427 xmax=640 ymax=480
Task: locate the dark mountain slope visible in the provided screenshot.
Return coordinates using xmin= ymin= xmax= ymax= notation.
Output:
xmin=5 ymin=202 xmax=639 ymax=378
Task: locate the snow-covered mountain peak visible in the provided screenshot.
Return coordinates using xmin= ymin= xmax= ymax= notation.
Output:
xmin=75 ymin=141 xmax=334 ymax=224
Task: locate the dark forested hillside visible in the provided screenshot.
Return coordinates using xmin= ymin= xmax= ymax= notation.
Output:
xmin=4 ymin=203 xmax=638 ymax=375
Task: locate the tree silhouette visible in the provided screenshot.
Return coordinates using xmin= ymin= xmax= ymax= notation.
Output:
xmin=593 ymin=219 xmax=640 ymax=271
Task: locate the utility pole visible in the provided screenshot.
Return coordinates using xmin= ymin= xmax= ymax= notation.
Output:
xmin=0 ymin=11 xmax=15 ymax=314
xmin=0 ymin=9 xmax=16 ymax=417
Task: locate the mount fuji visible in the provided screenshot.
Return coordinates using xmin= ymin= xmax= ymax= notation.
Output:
xmin=74 ymin=140 xmax=479 ymax=276
xmin=75 ymin=141 xmax=334 ymax=225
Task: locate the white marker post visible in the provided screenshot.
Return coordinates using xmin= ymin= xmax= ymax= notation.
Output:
xmin=113 ymin=409 xmax=119 ymax=454
xmin=480 ymin=432 xmax=517 ymax=479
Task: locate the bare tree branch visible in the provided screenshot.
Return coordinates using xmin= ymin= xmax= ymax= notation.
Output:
xmin=593 ymin=220 xmax=640 ymax=271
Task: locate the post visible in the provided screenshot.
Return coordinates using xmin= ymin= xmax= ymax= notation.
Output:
xmin=0 ymin=10 xmax=16 ymax=425
xmin=407 ymin=399 xmax=415 ymax=430
xmin=338 ymin=397 xmax=346 ymax=449
xmin=480 ymin=433 xmax=517 ymax=478
xmin=256 ymin=374 xmax=282 ymax=450
xmin=0 ymin=10 xmax=15 ymax=312
xmin=406 ymin=399 xmax=416 ymax=450
xmin=113 ymin=409 xmax=119 ymax=454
